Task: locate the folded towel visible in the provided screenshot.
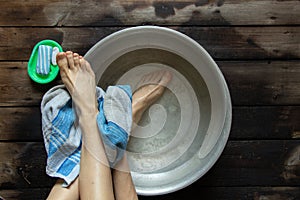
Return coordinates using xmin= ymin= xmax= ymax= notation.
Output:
xmin=41 ymin=85 xmax=132 ymax=186
xmin=36 ymin=45 xmax=53 ymax=75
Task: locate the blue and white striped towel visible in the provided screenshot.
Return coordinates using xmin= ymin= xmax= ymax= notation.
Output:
xmin=36 ymin=45 xmax=53 ymax=75
xmin=41 ymin=84 xmax=132 ymax=186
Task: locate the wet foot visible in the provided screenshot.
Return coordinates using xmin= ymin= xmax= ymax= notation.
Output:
xmin=56 ymin=51 xmax=97 ymax=115
xmin=132 ymin=70 xmax=172 ymax=124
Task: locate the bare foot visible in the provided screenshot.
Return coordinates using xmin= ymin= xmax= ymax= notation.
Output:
xmin=56 ymin=51 xmax=97 ymax=115
xmin=132 ymin=70 xmax=172 ymax=124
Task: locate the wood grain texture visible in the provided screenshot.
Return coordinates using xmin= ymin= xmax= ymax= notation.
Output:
xmin=0 ymin=141 xmax=299 ymax=189
xmin=231 ymin=106 xmax=300 ymax=140
xmin=0 ymin=27 xmax=299 ymax=61
xmin=0 ymin=107 xmax=42 ymax=141
xmin=219 ymin=61 xmax=300 ymax=105
xmin=0 ymin=0 xmax=299 ymax=199
xmin=1 ymin=106 xmax=300 ymax=141
xmin=1 ymin=61 xmax=299 ymax=106
xmin=0 ymin=142 xmax=55 ymax=189
xmin=0 ymin=188 xmax=50 ymax=200
xmin=0 ymin=62 xmax=60 ymax=106
xmin=1 ymin=187 xmax=300 ymax=200
xmin=0 ymin=0 xmax=299 ymax=26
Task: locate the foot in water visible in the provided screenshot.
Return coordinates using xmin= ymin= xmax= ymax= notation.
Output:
xmin=132 ymin=70 xmax=172 ymax=125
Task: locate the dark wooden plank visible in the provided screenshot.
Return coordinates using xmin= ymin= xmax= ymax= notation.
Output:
xmin=0 ymin=141 xmax=299 ymax=189
xmin=0 ymin=27 xmax=120 ymax=61
xmin=1 ymin=106 xmax=300 ymax=141
xmin=0 ymin=27 xmax=299 ymax=61
xmin=0 ymin=107 xmax=42 ymax=141
xmin=219 ymin=61 xmax=300 ymax=106
xmin=0 ymin=62 xmax=61 ymax=106
xmin=231 ymin=106 xmax=300 ymax=140
xmin=0 ymin=142 xmax=55 ymax=189
xmin=200 ymin=140 xmax=300 ymax=187
xmin=177 ymin=27 xmax=300 ymax=60
xmin=1 ymin=61 xmax=299 ymax=106
xmin=1 ymin=187 xmax=300 ymax=200
xmin=0 ymin=0 xmax=299 ymax=26
xmin=0 ymin=188 xmax=50 ymax=200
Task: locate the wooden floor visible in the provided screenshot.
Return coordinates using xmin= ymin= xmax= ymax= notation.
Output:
xmin=0 ymin=0 xmax=300 ymax=199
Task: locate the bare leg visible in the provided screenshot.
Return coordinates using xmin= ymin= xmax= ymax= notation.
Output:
xmin=47 ymin=52 xmax=172 ymax=200
xmin=47 ymin=51 xmax=114 ymax=200
xmin=112 ymin=154 xmax=137 ymax=200
xmin=46 ymin=178 xmax=79 ymax=200
xmin=112 ymin=70 xmax=172 ymax=200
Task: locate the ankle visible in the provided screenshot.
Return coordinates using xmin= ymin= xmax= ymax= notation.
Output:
xmin=78 ymin=110 xmax=99 ymax=123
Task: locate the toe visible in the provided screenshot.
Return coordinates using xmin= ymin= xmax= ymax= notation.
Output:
xmin=80 ymin=58 xmax=95 ymax=75
xmin=56 ymin=52 xmax=68 ymax=72
xmin=66 ymin=51 xmax=75 ymax=70
xmin=146 ymin=72 xmax=156 ymax=83
xmin=85 ymin=60 xmax=95 ymax=76
xmin=144 ymin=70 xmax=164 ymax=85
xmin=161 ymin=71 xmax=172 ymax=85
xmin=79 ymin=57 xmax=87 ymax=71
xmin=57 ymin=52 xmax=73 ymax=89
xmin=141 ymin=72 xmax=154 ymax=85
xmin=73 ymin=53 xmax=80 ymax=69
xmin=152 ymin=71 xmax=164 ymax=84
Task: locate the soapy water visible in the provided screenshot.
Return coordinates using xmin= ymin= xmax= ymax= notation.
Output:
xmin=117 ymin=63 xmax=201 ymax=173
